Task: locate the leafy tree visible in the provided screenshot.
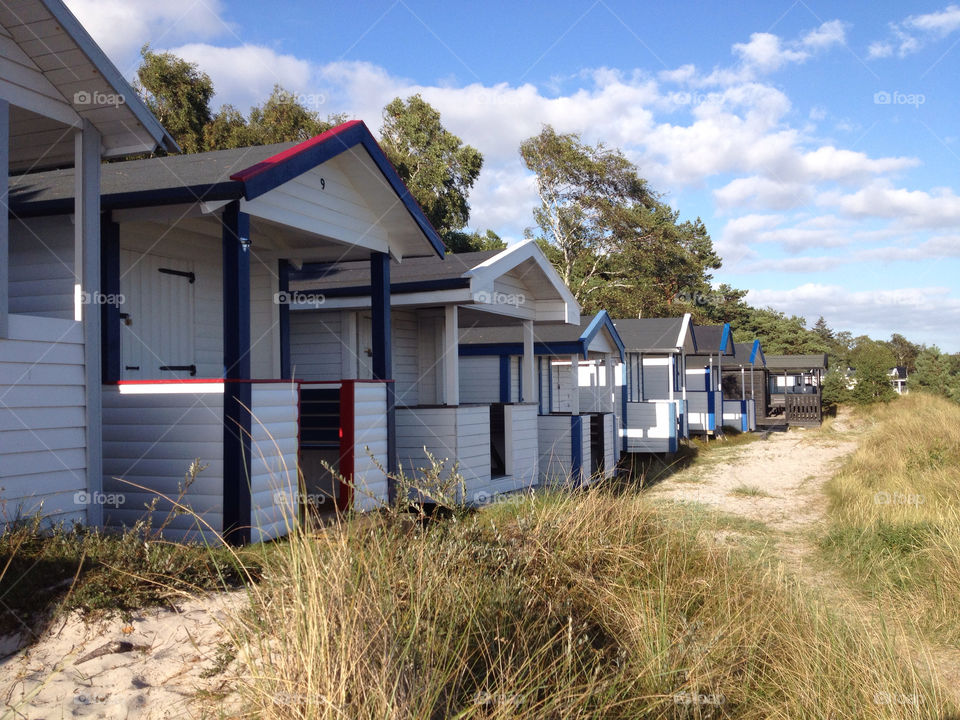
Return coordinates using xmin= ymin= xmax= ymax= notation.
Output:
xmin=850 ymin=338 xmax=897 ymax=404
xmin=444 ymin=229 xmax=507 ymax=253
xmin=135 ymin=46 xmax=213 ymax=154
xmin=244 ymin=87 xmax=342 ymax=145
xmin=520 ymin=125 xmax=651 ymax=303
xmin=911 ymin=346 xmax=960 ymax=401
xmin=732 ymin=307 xmax=826 ymax=354
xmin=813 ymin=316 xmax=833 ymax=343
xmin=821 ymin=368 xmax=851 ymax=408
xmin=886 ymin=333 xmax=921 ymax=372
xmin=380 ymin=95 xmax=483 ymax=240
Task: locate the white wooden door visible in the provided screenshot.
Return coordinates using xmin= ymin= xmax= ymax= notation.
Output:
xmin=417 ymin=313 xmax=443 ymax=404
xmin=119 ymin=251 xmax=196 ymax=380
xmin=357 ymin=313 xmax=374 ymax=380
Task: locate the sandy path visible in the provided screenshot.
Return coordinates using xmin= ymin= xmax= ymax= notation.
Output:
xmin=0 ymin=593 xmax=244 ymax=719
xmin=647 ymin=413 xmax=960 ymax=708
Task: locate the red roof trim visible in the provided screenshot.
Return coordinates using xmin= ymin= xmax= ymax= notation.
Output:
xmin=229 ymin=120 xmax=364 ymax=183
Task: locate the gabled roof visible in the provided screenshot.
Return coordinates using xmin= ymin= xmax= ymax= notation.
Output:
xmin=611 ymin=314 xmax=694 ymax=352
xmin=4 ymin=0 xmax=177 ymax=170
xmin=765 ymin=354 xmax=829 ymax=371
xmin=733 ymin=340 xmax=766 ymax=367
xmin=459 ymin=311 xmax=625 ymax=361
xmin=9 ymin=120 xmax=445 ymax=258
xmin=290 ymin=239 xmax=578 ymax=323
xmin=690 ymin=323 xmax=735 ymax=356
xmin=889 ymin=366 xmax=908 ymax=379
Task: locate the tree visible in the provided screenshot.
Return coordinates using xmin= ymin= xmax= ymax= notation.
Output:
xmin=380 ymin=95 xmax=483 ymax=241
xmin=135 ymin=46 xmax=213 ymax=154
xmin=443 ymin=229 xmax=507 ymax=253
xmin=733 ymin=307 xmax=826 ymax=354
xmin=520 ymin=125 xmax=652 ymax=303
xmin=244 ymin=87 xmax=342 ymax=145
xmin=850 ymin=338 xmax=896 ymax=404
xmin=887 ymin=333 xmax=921 ymax=372
xmin=821 ymin=368 xmax=851 ymax=408
xmin=911 ymin=346 xmax=960 ymax=401
xmin=813 ymin=316 xmax=833 ymax=343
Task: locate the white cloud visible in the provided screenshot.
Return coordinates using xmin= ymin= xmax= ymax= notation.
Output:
xmin=747 ymin=283 xmax=960 ymax=347
xmin=870 ymin=4 xmax=960 ymax=58
xmin=65 ymin=0 xmax=229 ymax=69
xmin=819 ymin=182 xmax=960 ymax=227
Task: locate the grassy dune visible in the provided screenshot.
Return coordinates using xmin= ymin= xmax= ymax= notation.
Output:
xmin=231 ymin=490 xmax=949 ymax=719
xmin=820 ymin=392 xmax=960 ymax=644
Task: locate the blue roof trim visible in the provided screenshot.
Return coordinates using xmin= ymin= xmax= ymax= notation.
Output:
xmin=749 ymin=339 xmax=766 ymax=366
xmin=581 ymin=310 xmax=626 ymax=362
xmin=237 ymin=121 xmax=445 ymax=258
xmin=719 ymin=323 xmax=733 ymax=353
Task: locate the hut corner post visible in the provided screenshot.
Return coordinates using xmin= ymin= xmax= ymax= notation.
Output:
xmin=371 ymin=251 xmax=396 ymax=502
xmin=222 ymin=201 xmax=252 ymax=546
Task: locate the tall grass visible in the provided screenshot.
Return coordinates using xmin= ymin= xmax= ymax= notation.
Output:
xmin=230 ymin=489 xmax=950 ymax=719
xmin=820 ymin=392 xmax=960 ymax=643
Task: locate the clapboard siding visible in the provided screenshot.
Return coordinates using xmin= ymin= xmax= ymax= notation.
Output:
xmin=686 ymin=391 xmax=722 ymax=433
xmin=642 ymin=357 xmax=670 ymax=400
xmin=551 ymin=361 xmax=575 ymax=412
xmin=250 ymin=383 xmax=299 ymax=542
xmin=505 ymin=403 xmax=538 ymax=488
xmin=0 ymin=315 xmax=87 ymax=529
xmin=396 ymin=405 xmax=491 ymax=502
xmin=603 ymin=413 xmax=615 ymax=478
xmin=8 ymin=216 xmax=75 ymax=319
xmin=250 ymin=260 xmax=280 ymax=379
xmin=623 ymin=400 xmax=677 ymax=453
xmin=538 ymin=415 xmax=571 ymax=483
xmin=722 ymin=400 xmax=745 ymax=431
xmin=458 ymin=356 xmax=501 ymax=404
xmin=101 ymin=387 xmax=225 ymax=542
xmin=290 ymin=310 xmax=343 ymax=380
xmin=352 ymin=382 xmax=390 ymax=510
xmin=393 ymin=309 xmax=419 ymax=406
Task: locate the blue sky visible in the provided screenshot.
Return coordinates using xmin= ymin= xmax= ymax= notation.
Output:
xmin=68 ymin=0 xmax=960 ymax=350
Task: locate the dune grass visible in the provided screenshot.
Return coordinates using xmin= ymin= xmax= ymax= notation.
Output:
xmin=819 ymin=392 xmax=960 ymax=644
xmin=229 ymin=488 xmax=951 ymax=719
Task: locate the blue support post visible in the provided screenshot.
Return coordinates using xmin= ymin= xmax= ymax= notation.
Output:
xmin=370 ymin=251 xmax=396 ymax=496
xmin=100 ymin=213 xmax=120 ymax=383
xmin=537 ymin=358 xmax=543 ymax=414
xmin=222 ymin=201 xmax=252 ymax=545
xmin=499 ymin=355 xmax=510 ymax=403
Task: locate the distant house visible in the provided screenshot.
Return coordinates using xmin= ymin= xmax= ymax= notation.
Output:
xmin=764 ymin=354 xmax=828 ymax=426
xmin=459 ymin=311 xmax=623 ymax=487
xmin=889 ymin=366 xmax=908 ymax=394
xmin=612 ymin=314 xmax=695 ymax=453
xmin=1 ymin=0 xmax=176 ymax=531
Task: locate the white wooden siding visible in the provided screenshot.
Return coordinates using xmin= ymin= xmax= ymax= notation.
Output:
xmin=241 ymin=162 xmax=390 ymax=253
xmin=101 ymin=386 xmax=225 ymax=542
xmin=8 ymin=216 xmax=74 ymax=319
xmin=289 ymin=310 xmax=343 ymax=381
xmin=250 ymin=259 xmax=280 ymax=379
xmin=722 ymin=400 xmax=744 ymax=431
xmin=538 ymin=414 xmax=574 ymax=484
xmin=623 ymin=400 xmax=676 ymax=453
xmin=249 ymin=383 xmax=299 ymax=542
xmin=505 ymin=403 xmax=538 ymax=488
xmin=351 ymin=382 xmax=389 ymax=511
xmin=393 ymin=309 xmax=419 ymax=406
xmin=458 ymin=356 xmax=501 ymax=404
xmin=642 ymin=357 xmax=670 ymax=400
xmin=0 ymin=315 xmax=86 ymax=528
xmin=395 ymin=405 xmax=491 ymax=502
xmin=603 ymin=413 xmax=615 ymax=478
xmin=550 ymin=361 xmax=575 ymax=412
